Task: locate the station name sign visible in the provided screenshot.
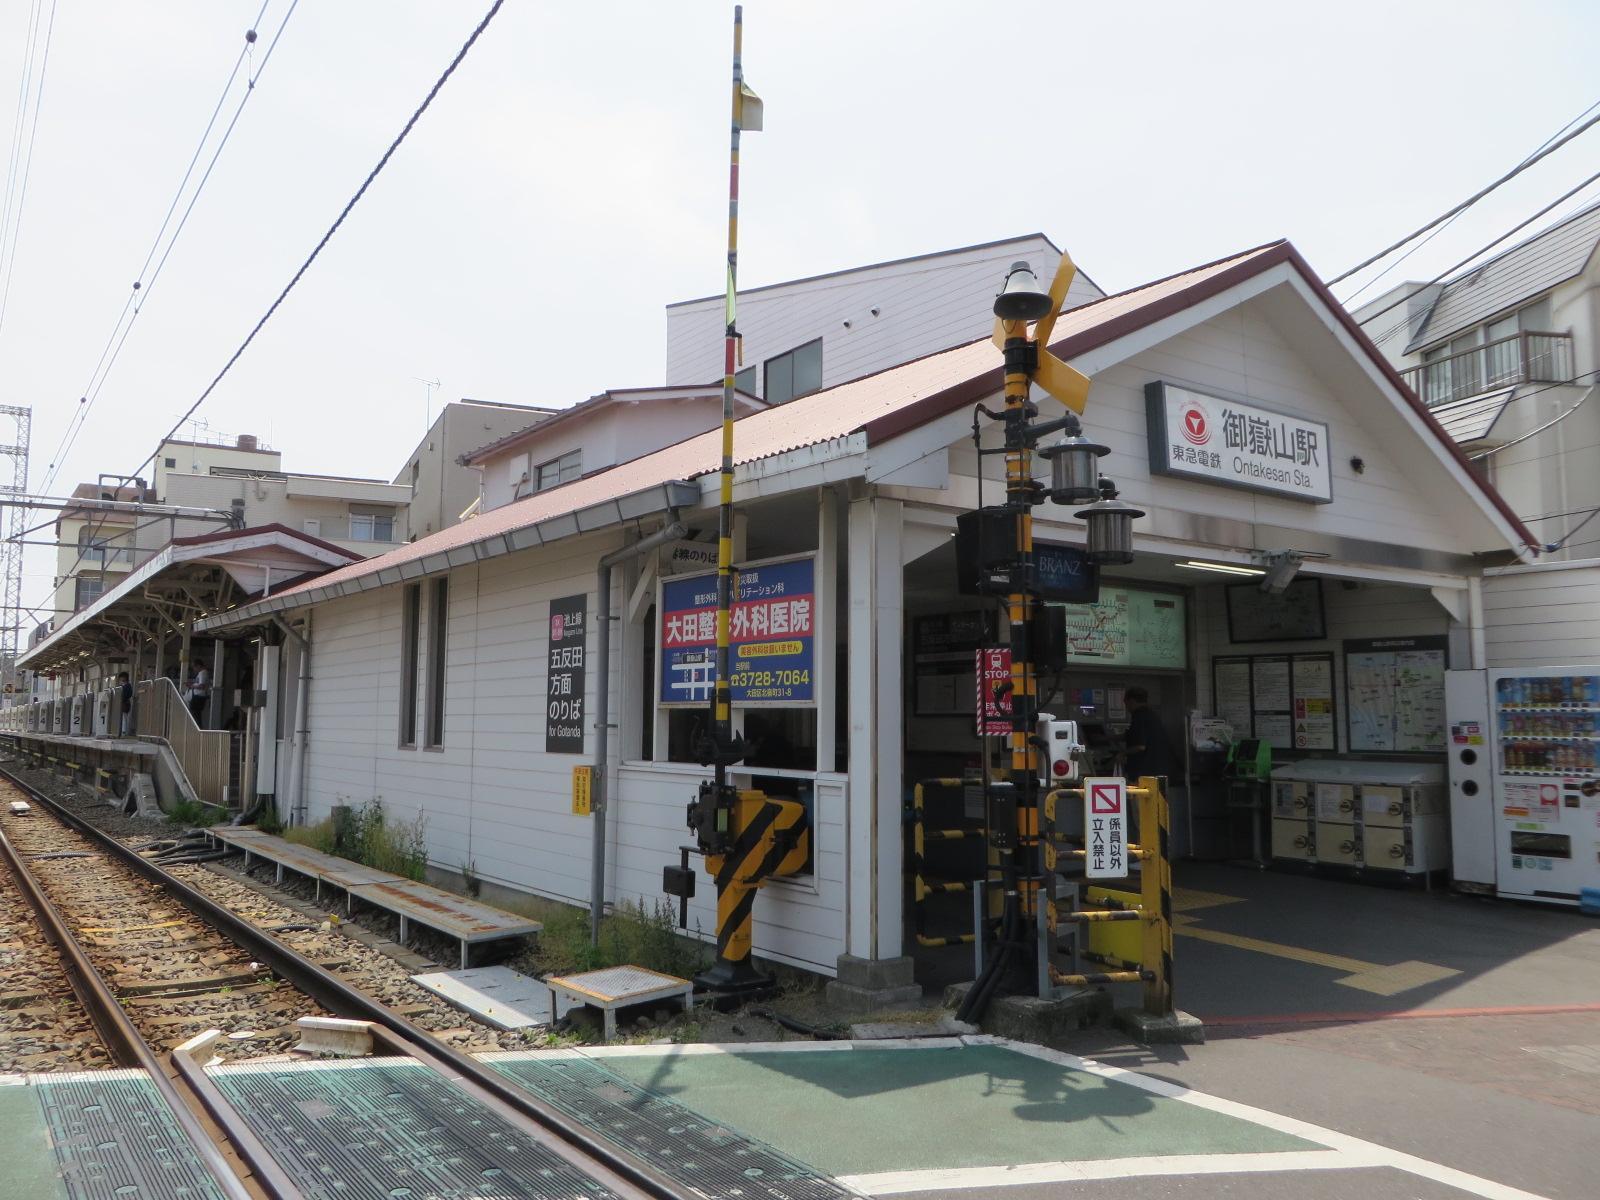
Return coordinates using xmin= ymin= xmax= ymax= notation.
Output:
xmin=1145 ymin=381 xmax=1331 ymax=504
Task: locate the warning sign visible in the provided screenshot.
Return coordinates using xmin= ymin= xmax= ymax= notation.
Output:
xmin=1085 ymin=777 xmax=1129 ymax=878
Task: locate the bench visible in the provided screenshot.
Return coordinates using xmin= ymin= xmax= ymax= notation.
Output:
xmin=205 ymin=826 xmax=541 ymax=968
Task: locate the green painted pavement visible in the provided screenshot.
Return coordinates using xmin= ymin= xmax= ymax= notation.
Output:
xmin=599 ymin=1045 xmax=1318 ymax=1176
xmin=0 ymin=1084 xmax=67 ymax=1200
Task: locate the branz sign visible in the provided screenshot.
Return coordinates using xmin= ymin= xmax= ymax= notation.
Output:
xmin=659 ymin=556 xmax=816 ymax=707
xmin=546 ymin=594 xmax=587 ymax=753
xmin=1146 ymin=381 xmax=1332 ymax=503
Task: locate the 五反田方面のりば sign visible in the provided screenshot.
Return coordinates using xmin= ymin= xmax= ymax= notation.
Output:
xmin=658 ymin=556 xmax=815 ymax=706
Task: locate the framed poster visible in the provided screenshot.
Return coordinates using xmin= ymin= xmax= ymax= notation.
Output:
xmin=912 ymin=610 xmax=995 ymax=717
xmin=1344 ymin=635 xmax=1448 ymax=753
xmin=1210 ymin=650 xmax=1336 ymax=751
xmin=1225 ymin=578 xmax=1326 ymax=643
xmin=657 ymin=555 xmax=816 ymax=707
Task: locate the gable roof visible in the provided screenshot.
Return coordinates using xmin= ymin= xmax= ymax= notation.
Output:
xmin=197 ymin=239 xmax=1536 ymax=631
xmin=459 ymin=386 xmax=767 ymax=466
xmin=1406 ymin=200 xmax=1600 ymax=353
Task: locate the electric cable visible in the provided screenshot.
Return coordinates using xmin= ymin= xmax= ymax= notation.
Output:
xmin=124 ymin=0 xmax=508 ymax=489
xmin=18 ymin=0 xmax=507 ymax=639
xmin=1357 ymin=170 xmax=1600 ymax=350
xmin=40 ymin=1 xmax=283 ymax=496
xmin=0 ymin=0 xmax=56 ymax=348
xmin=1328 ymin=106 xmax=1600 ymax=287
xmin=1470 ymin=385 xmax=1596 ymax=461
xmin=0 ymin=0 xmax=44 ymax=292
xmin=1339 ymin=96 xmax=1600 ymax=308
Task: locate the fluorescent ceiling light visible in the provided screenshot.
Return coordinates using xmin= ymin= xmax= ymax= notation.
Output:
xmin=1175 ymin=560 xmax=1266 ymax=577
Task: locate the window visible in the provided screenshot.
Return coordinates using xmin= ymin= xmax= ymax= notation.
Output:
xmin=164 ymin=457 xmax=176 ymax=469
xmin=763 ymin=339 xmax=822 ymax=405
xmin=735 ymin=365 xmax=757 ymax=395
xmin=535 ymin=450 xmax=582 ymax=492
xmin=349 ymin=508 xmax=395 ymax=542
xmin=399 ymin=584 xmax=420 ymax=746
xmin=75 ymin=577 xmax=105 ymax=611
xmin=78 ymin=528 xmax=108 ymax=564
xmin=423 ymin=576 xmax=448 ymax=748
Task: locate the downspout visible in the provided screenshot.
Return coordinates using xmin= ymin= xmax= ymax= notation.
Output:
xmin=272 ymin=613 xmax=312 ymax=828
xmin=590 ymin=518 xmax=687 ymax=945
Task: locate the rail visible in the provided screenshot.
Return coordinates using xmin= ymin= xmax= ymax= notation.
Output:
xmin=137 ymin=677 xmax=230 ymax=806
xmin=0 ymin=789 xmax=264 ymax=1199
xmin=0 ymin=762 xmax=689 ymax=1200
xmin=1401 ymin=330 xmax=1574 ymax=408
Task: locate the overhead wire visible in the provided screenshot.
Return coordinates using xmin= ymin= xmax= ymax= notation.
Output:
xmin=1340 ymin=96 xmax=1600 ymax=309
xmin=0 ymin=0 xmax=44 ymax=294
xmin=126 ymin=0 xmax=509 ymax=487
xmin=40 ymin=0 xmax=283 ymax=496
xmin=22 ymin=0 xmax=509 ymax=639
xmin=0 ymin=0 xmax=57 ymax=349
xmin=1356 ymin=168 xmax=1600 ymax=350
xmin=1328 ymin=106 xmax=1600 ymax=288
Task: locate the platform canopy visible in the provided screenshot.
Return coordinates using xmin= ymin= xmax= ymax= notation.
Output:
xmin=21 ymin=525 xmax=360 ymax=676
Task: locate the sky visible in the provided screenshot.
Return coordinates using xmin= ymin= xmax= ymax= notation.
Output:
xmin=3 ymin=0 xmax=1599 ymax=623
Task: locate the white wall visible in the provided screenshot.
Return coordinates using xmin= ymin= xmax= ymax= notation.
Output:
xmin=1481 ymin=562 xmax=1600 ymax=667
xmin=299 ymin=527 xmax=848 ymax=973
xmin=665 ymin=236 xmax=1103 ymax=394
xmin=162 ymin=473 xmax=408 ymax=554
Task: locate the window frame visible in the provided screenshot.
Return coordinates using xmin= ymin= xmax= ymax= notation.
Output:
xmin=535 ymin=449 xmax=582 ymax=492
xmin=349 ymin=509 xmax=395 ymax=543
xmin=762 ymin=338 xmax=823 ymax=405
xmin=423 ymin=576 xmax=449 ymax=749
xmin=398 ymin=583 xmax=421 ymax=747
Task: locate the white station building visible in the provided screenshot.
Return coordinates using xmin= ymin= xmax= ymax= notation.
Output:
xmin=158 ymin=235 xmax=1563 ymax=989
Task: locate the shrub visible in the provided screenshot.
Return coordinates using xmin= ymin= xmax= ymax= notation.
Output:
xmin=535 ymin=897 xmax=708 ymax=979
xmin=166 ymin=799 xmax=226 ymax=827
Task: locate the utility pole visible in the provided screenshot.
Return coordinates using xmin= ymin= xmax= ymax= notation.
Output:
xmin=0 ymin=406 xmax=31 ymax=703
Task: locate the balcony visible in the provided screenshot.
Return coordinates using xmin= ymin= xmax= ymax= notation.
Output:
xmin=1402 ymin=331 xmax=1575 ymax=408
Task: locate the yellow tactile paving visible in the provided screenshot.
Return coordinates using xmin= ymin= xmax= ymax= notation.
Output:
xmin=1173 ymin=914 xmax=1460 ymax=996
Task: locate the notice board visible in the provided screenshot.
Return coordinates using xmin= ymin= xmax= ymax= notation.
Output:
xmin=1212 ymin=651 xmax=1336 ymax=751
xmin=657 ymin=555 xmax=816 ymax=707
xmin=1344 ymin=635 xmax=1447 ymax=753
xmin=1224 ymin=578 xmax=1326 ymax=643
xmin=912 ymin=610 xmax=995 ymax=717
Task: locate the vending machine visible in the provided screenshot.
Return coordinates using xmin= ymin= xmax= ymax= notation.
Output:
xmin=1488 ymin=666 xmax=1600 ymax=907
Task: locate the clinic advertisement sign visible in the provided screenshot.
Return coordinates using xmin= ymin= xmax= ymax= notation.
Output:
xmin=1085 ymin=777 xmax=1129 ymax=878
xmin=1145 ymin=381 xmax=1332 ymax=503
xmin=658 ymin=556 xmax=816 ymax=707
xmin=546 ymin=594 xmax=587 ymax=753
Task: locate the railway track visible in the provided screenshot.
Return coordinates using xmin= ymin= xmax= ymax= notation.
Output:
xmin=0 ymin=763 xmax=693 ymax=1200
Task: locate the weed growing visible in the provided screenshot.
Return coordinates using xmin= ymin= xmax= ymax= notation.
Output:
xmin=165 ymin=799 xmax=226 ymax=827
xmin=281 ymin=798 xmax=428 ymax=881
xmin=534 ymin=897 xmax=708 ymax=979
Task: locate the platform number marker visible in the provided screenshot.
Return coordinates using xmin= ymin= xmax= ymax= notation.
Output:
xmin=1085 ymin=777 xmax=1128 ymax=878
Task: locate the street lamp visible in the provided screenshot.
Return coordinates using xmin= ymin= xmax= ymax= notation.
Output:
xmin=1039 ymin=415 xmax=1109 ymax=505
xmin=1075 ymin=479 xmax=1144 ymax=565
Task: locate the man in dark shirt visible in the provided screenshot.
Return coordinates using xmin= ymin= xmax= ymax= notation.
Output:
xmin=1122 ymin=686 xmax=1175 ymax=783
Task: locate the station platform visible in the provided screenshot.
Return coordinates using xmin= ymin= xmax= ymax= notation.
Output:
xmin=0 ymin=731 xmax=155 ymax=757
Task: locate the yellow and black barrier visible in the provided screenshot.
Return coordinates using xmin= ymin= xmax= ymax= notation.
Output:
xmin=910 ymin=778 xmax=984 ymax=947
xmin=1041 ymin=777 xmax=1174 ymax=1017
xmin=697 ymin=788 xmax=809 ymax=988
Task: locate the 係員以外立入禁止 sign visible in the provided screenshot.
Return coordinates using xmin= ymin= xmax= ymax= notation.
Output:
xmin=658 ymin=556 xmax=815 ymax=707
xmin=1146 ymin=381 xmax=1331 ymax=503
xmin=1085 ymin=776 xmax=1129 ymax=879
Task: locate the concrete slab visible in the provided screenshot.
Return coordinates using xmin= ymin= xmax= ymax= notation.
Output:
xmin=411 ymin=965 xmax=575 ymax=1029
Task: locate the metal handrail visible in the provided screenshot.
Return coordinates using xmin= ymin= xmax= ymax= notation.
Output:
xmin=135 ymin=677 xmax=230 ymax=806
xmin=1402 ymin=330 xmax=1574 ymax=408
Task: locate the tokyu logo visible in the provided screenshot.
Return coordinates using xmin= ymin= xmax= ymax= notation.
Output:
xmin=1180 ymin=405 xmax=1209 ymax=446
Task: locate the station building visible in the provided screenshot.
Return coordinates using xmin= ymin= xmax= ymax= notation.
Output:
xmin=77 ymin=235 xmax=1533 ymax=990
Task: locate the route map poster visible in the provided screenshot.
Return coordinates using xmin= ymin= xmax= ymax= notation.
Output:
xmin=1345 ymin=636 xmax=1447 ymax=753
xmin=658 ymin=556 xmax=815 ymax=707
xmin=1058 ymin=588 xmax=1185 ymax=669
xmin=1210 ymin=651 xmax=1336 ymax=750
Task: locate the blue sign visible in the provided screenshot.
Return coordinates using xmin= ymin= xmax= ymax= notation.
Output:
xmin=659 ymin=557 xmax=816 ymax=706
xmin=1035 ymin=542 xmax=1099 ymax=603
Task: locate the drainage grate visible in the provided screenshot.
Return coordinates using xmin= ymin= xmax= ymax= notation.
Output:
xmin=210 ymin=1059 xmax=620 ymax=1200
xmin=33 ymin=1069 xmax=225 ymax=1200
xmin=493 ymin=1055 xmax=865 ymax=1200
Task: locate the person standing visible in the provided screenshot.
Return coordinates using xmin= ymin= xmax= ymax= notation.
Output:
xmin=117 ymin=671 xmax=133 ymax=736
xmin=1122 ymin=686 xmax=1175 ymax=783
xmin=188 ymin=664 xmax=210 ymax=726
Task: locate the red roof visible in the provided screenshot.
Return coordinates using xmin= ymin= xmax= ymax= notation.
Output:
xmin=252 ymin=240 xmax=1537 ymax=608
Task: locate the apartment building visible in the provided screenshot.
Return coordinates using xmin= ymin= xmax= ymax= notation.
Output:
xmin=393 ymin=399 xmax=558 ymax=539
xmin=1354 ymin=201 xmax=1600 ymax=557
